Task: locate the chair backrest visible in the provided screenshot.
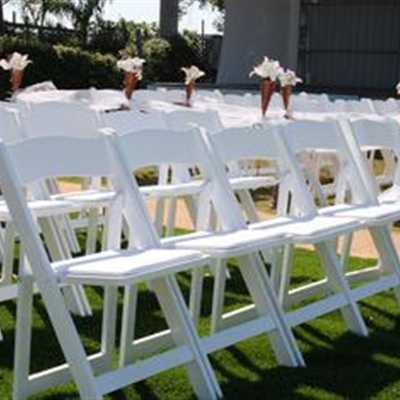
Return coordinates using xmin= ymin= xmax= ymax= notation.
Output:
xmin=290 ymin=94 xmax=327 ymax=113
xmin=165 ymin=109 xmax=223 ymax=134
xmin=223 ymin=93 xmax=254 ymax=107
xmin=279 ymin=119 xmax=374 ymax=205
xmin=341 ymin=117 xmax=400 ymax=195
xmin=100 ymin=109 xmax=166 ymax=135
xmin=20 ymin=101 xmax=102 ymax=138
xmin=112 ymin=127 xmax=246 ymax=231
xmin=371 ymin=98 xmax=399 ymax=115
xmin=194 ymin=89 xmax=224 ymax=103
xmin=209 ymin=124 xmax=318 ymax=217
xmin=0 ymin=106 xmax=24 ymax=143
xmin=131 ymin=89 xmax=167 ymax=105
xmin=347 ymin=116 xmax=400 ymax=155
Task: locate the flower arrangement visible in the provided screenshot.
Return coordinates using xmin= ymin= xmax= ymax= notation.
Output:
xmin=0 ymin=52 xmax=32 ymax=94
xmin=279 ymin=69 xmax=302 ymax=88
xmin=181 ymin=65 xmax=205 ymax=106
xmin=278 ymin=69 xmax=302 ymax=118
xmin=250 ymin=57 xmax=282 ymax=117
xmin=116 ymin=56 xmax=145 ymax=100
xmin=249 ymin=56 xmax=282 ymax=81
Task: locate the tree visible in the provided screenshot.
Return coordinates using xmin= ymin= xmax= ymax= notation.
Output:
xmin=20 ymin=0 xmax=65 ymax=27
xmin=60 ymin=0 xmax=112 ymax=45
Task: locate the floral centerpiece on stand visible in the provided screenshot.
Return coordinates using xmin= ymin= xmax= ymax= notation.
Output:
xmin=249 ymin=56 xmax=282 ymax=117
xmin=116 ymin=56 xmax=145 ymax=100
xmin=278 ymin=69 xmax=302 ymax=118
xmin=181 ymin=65 xmax=205 ymax=107
xmin=0 ymin=52 xmax=32 ymax=96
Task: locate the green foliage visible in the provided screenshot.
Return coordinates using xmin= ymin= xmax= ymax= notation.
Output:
xmin=0 ymin=36 xmax=120 ymax=98
xmin=0 ymin=36 xmax=58 ymax=98
xmin=0 ymin=22 xmax=217 ymax=98
xmin=54 ymin=44 xmax=119 ymax=89
xmin=142 ymin=37 xmax=171 ymax=82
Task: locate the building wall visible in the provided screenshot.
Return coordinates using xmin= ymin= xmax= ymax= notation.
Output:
xmin=217 ymin=0 xmax=400 ymax=94
xmin=217 ymin=0 xmax=300 ymax=85
xmin=298 ymin=0 xmax=400 ymax=94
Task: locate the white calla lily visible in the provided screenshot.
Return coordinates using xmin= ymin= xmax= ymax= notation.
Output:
xmin=181 ymin=65 xmax=205 ymax=84
xmin=0 ymin=52 xmax=32 ymax=71
xmin=116 ymin=57 xmax=145 ymax=79
xmin=279 ymin=69 xmax=302 ymax=87
xmin=250 ymin=56 xmax=282 ymax=81
xmin=396 ymin=82 xmax=400 ymax=95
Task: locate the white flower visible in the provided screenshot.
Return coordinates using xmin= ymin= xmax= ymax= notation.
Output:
xmin=0 ymin=52 xmax=32 ymax=71
xmin=396 ymin=82 xmax=400 ymax=95
xmin=181 ymin=65 xmax=205 ymax=84
xmin=116 ymin=57 xmax=145 ymax=79
xmin=249 ymin=56 xmax=283 ymax=81
xmin=279 ymin=69 xmax=302 ymax=87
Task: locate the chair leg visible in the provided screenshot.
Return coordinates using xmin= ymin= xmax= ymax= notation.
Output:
xmin=278 ymin=244 xmax=294 ymax=307
xmin=119 ymin=284 xmax=139 ymax=368
xmin=85 ymin=208 xmax=100 ymax=255
xmin=189 ymin=267 xmax=204 ymax=326
xmin=166 ymin=197 xmax=177 ymax=237
xmin=151 ymin=275 xmax=222 ymax=400
xmin=210 ymin=259 xmax=227 ymax=334
xmin=33 ymin=273 xmax=102 ymax=398
xmin=369 ymin=226 xmax=400 ymax=303
xmin=315 ymin=242 xmax=368 ymax=337
xmin=154 ymin=197 xmax=166 ymax=235
xmin=100 ymin=286 xmax=118 ymax=372
xmin=237 ymin=253 xmax=305 ymax=367
xmin=13 ymin=273 xmax=34 ymax=400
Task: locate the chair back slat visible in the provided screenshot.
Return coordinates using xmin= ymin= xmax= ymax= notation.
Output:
xmin=8 ymin=135 xmax=111 ymax=185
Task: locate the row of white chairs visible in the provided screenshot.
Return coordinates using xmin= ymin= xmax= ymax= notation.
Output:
xmin=1 ymin=104 xmax=400 ymax=397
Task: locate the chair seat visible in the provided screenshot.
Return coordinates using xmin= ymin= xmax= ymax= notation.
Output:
xmin=162 ymin=228 xmax=289 ymax=257
xmin=319 ymin=203 xmax=400 ymax=225
xmin=140 ymin=181 xmax=205 ymax=198
xmin=53 ymin=248 xmax=210 ymax=286
xmin=250 ymin=215 xmax=362 ymax=243
xmin=0 ymin=199 xmax=76 ymax=221
xmin=52 ymin=189 xmax=119 ymax=207
xmin=229 ymin=176 xmax=279 ymax=191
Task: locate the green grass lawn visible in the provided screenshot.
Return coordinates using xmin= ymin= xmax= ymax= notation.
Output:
xmin=1 ymin=249 xmax=400 ymax=399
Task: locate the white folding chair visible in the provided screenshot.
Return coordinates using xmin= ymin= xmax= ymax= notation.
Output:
xmin=276 ymin=118 xmax=400 ymax=316
xmin=371 ymin=98 xmax=399 ymax=116
xmin=204 ymin=124 xmax=368 ymax=338
xmin=20 ymin=101 xmax=118 ymax=256
xmin=0 ymin=133 xmax=221 ymax=399
xmin=108 ymin=126 xmax=305 ymax=369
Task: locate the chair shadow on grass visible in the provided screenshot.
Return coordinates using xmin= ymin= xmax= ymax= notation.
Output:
xmin=1 ymin=254 xmax=400 ymax=399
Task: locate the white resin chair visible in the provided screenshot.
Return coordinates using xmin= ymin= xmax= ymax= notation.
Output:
xmin=276 ymin=118 xmax=400 ymax=313
xmin=371 ymin=98 xmax=399 ymax=116
xmin=20 ymin=101 xmax=118 ymax=256
xmin=109 ymin=126 xmax=305 ymax=369
xmin=0 ymin=133 xmax=221 ymax=399
xmin=205 ymin=124 xmax=368 ymax=337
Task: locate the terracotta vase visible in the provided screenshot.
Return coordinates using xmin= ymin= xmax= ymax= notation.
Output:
xmin=281 ymin=85 xmax=292 ymax=118
xmin=123 ymin=71 xmax=139 ymax=100
xmin=185 ymin=80 xmax=195 ymax=107
xmin=10 ymin=69 xmax=24 ymax=93
xmin=260 ymin=79 xmax=276 ymax=117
